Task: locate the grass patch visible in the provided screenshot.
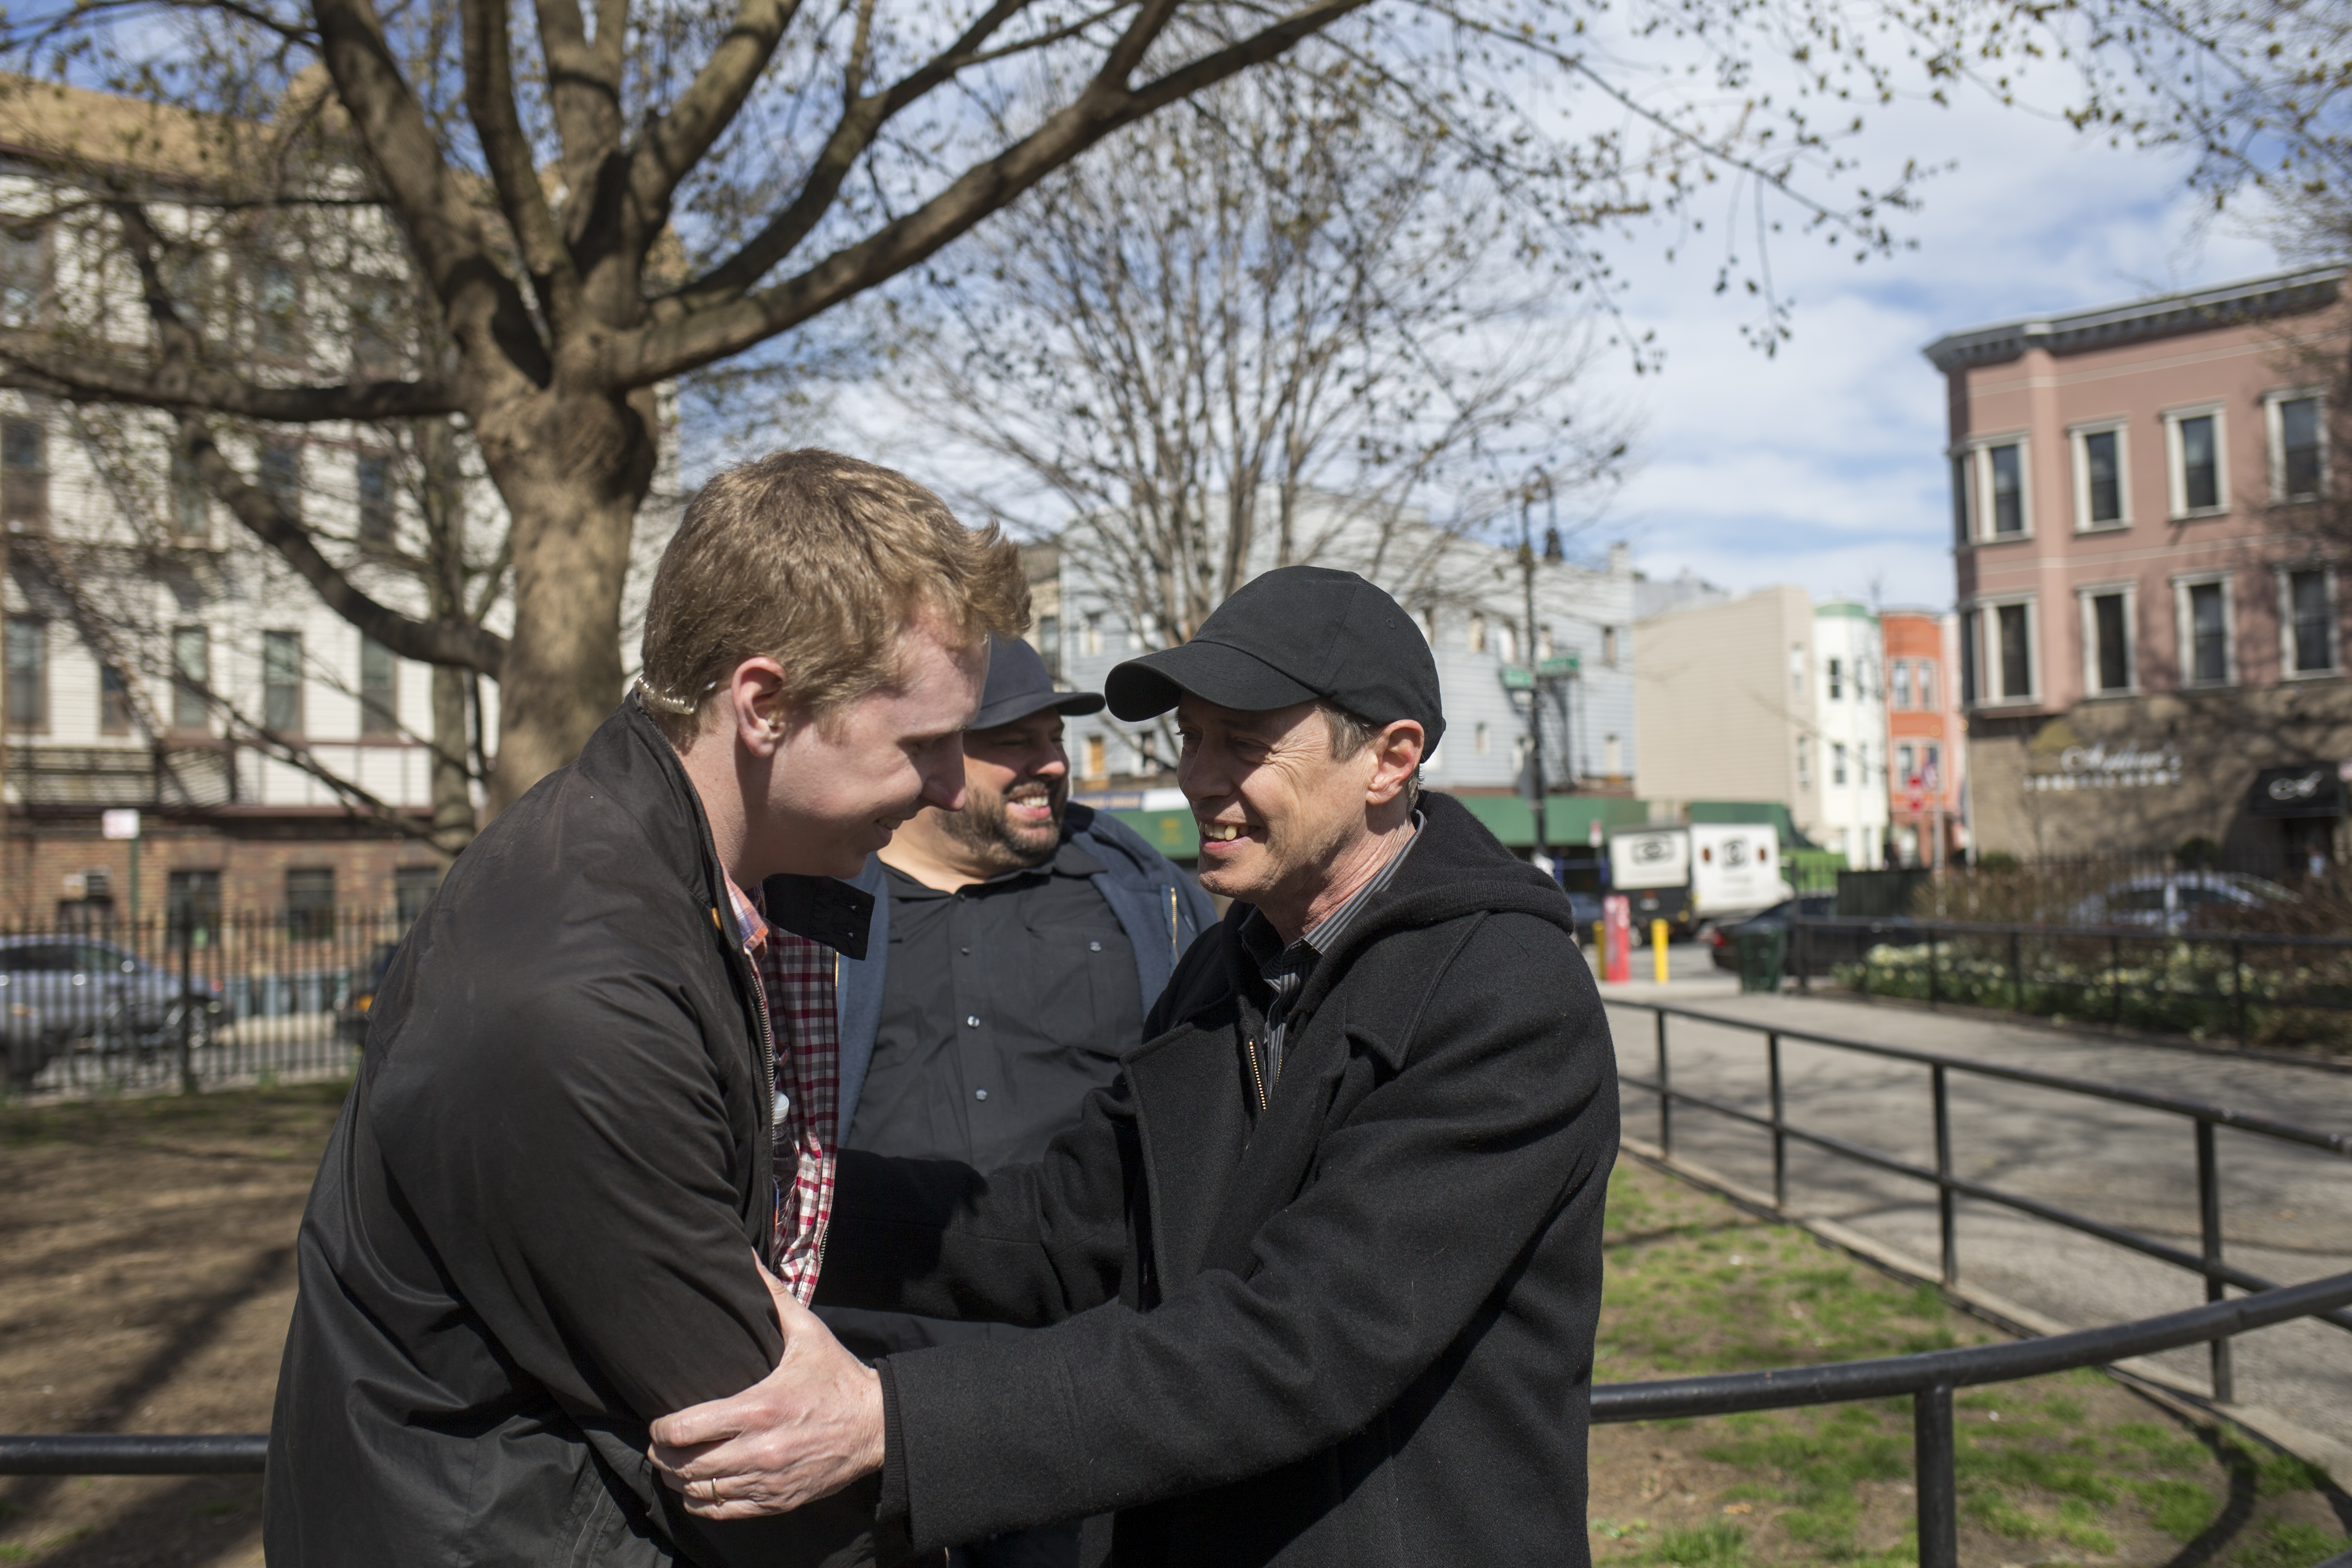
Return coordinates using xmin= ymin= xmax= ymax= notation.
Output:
xmin=1592 ymin=1160 xmax=2351 ymax=1564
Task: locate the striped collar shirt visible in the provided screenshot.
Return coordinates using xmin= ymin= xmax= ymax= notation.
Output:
xmin=1240 ymin=813 xmax=1422 ymax=1083
xmin=719 ymin=871 xmax=841 ymax=1306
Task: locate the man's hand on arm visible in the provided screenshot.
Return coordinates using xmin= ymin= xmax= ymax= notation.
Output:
xmin=649 ymin=1261 xmax=887 ymax=1520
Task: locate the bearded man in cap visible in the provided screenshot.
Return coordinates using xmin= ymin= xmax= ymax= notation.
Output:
xmin=649 ymin=566 xmax=1620 ymax=1568
xmin=821 ymin=633 xmax=1215 ymax=1568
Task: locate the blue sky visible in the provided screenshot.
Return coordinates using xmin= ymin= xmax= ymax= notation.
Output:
xmin=1582 ymin=82 xmax=2288 ymax=612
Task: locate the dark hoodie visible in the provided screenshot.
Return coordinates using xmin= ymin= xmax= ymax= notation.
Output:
xmin=816 ymin=791 xmax=1621 ymax=1568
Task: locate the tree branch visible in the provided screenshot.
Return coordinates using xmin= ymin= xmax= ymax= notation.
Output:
xmin=625 ymin=0 xmax=813 ymax=225
xmin=461 ymin=0 xmax=584 ymax=333
xmin=621 ymin=0 xmax=1370 ymax=386
xmin=313 ymin=0 xmax=554 ymax=388
xmin=0 ymin=343 xmax=459 ymax=420
xmin=181 ymin=418 xmax=509 ymax=676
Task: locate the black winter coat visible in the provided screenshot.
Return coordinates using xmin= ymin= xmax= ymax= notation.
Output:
xmin=816 ymin=792 xmax=1619 ymax=1567
xmin=264 ymin=698 xmax=875 ymax=1568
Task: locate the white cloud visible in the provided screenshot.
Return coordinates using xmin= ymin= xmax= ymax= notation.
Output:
xmin=1593 ymin=75 xmax=2285 ymax=611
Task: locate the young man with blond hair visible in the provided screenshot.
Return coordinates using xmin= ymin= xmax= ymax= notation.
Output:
xmin=265 ymin=450 xmax=1026 ymax=1568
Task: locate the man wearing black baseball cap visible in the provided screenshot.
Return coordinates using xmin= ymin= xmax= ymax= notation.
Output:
xmin=651 ymin=568 xmax=1620 ymax=1568
xmin=818 ymin=634 xmax=1213 ymax=1568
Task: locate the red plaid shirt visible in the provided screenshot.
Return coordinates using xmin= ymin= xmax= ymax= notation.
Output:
xmin=721 ymin=872 xmax=840 ymax=1306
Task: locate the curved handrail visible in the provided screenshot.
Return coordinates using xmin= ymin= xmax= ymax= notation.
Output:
xmin=10 ymin=1271 xmax=2351 ymax=1478
xmin=1593 ymin=1267 xmax=2352 ymax=1421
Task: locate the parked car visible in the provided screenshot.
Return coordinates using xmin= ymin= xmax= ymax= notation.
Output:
xmin=0 ymin=937 xmax=221 ymax=1089
xmin=1708 ymin=895 xmax=1845 ymax=973
xmin=335 ymin=942 xmax=403 ymax=1046
xmin=2068 ymin=872 xmax=2291 ymax=934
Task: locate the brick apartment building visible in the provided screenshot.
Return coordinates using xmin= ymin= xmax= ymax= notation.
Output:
xmin=1881 ymin=608 xmax=1966 ymax=866
xmin=0 ymin=81 xmax=496 ymax=927
xmin=1930 ymin=265 xmax=2350 ymax=870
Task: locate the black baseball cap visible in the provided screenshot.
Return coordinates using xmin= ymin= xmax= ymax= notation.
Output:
xmin=1104 ymin=566 xmax=1445 ymax=748
xmin=971 ymin=634 xmax=1106 ymax=730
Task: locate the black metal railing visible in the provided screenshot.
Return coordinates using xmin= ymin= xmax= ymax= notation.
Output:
xmin=1608 ymin=999 xmax=2352 ymax=1406
xmin=0 ymin=910 xmax=409 ymax=1097
xmin=8 ymin=1271 xmax=2349 ymax=1568
xmin=1788 ymin=915 xmax=2352 ymax=1051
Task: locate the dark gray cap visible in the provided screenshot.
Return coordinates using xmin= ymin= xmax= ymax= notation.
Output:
xmin=1104 ymin=566 xmax=1445 ymax=748
xmin=973 ymin=634 xmax=1105 ymax=730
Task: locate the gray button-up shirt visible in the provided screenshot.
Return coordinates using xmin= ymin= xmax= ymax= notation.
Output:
xmin=1238 ymin=814 xmax=1422 ymax=1081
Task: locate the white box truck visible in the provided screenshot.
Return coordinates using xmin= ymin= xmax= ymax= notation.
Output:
xmin=1608 ymin=823 xmax=1793 ymax=938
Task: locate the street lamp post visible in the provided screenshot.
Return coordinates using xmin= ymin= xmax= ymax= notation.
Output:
xmin=1517 ymin=472 xmax=1565 ymax=879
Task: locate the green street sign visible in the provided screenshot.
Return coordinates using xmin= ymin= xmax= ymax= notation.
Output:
xmin=1501 ymin=657 xmax=1580 ymax=691
xmin=1537 ymin=655 xmax=1581 ymax=677
xmin=1499 ymin=666 xmax=1534 ymax=691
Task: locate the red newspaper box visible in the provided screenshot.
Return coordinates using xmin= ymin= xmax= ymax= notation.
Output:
xmin=1602 ymin=894 xmax=1632 ymax=983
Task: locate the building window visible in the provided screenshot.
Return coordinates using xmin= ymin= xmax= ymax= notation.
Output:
xmin=100 ymin=663 xmax=132 ymax=735
xmin=1897 ymin=742 xmax=1916 ymax=784
xmin=1987 ymin=443 xmax=2025 ymax=536
xmin=1923 ymin=743 xmax=1942 ymax=785
xmin=2271 ymin=394 xmax=2326 ymax=502
xmin=1795 ymin=737 xmax=1811 ymax=790
xmin=1475 ymin=722 xmax=1491 ymax=755
xmin=1967 ymin=599 xmax=2036 ymax=705
xmin=1037 ymin=615 xmax=1060 ymax=677
xmin=395 ymin=865 xmax=442 ymax=929
xmin=167 ymin=869 xmax=221 ymax=947
xmin=2283 ymin=568 xmax=2337 ymax=676
xmin=264 ymin=630 xmax=304 ymax=733
xmin=360 ymin=635 xmax=399 ymax=738
xmin=1890 ymin=660 xmax=1911 ymax=710
xmin=2082 ymin=589 xmax=2133 ymax=695
xmin=350 ymin=279 xmax=404 ymax=377
xmin=1916 ymin=661 xmax=1935 ymax=709
xmin=2167 ymin=409 xmax=2226 ymax=515
xmin=1997 ymin=603 xmax=2034 ymax=699
xmin=1469 ymin=613 xmax=1488 ymax=654
xmin=5 ymin=614 xmax=46 ymax=731
xmin=2177 ymin=577 xmax=2233 ymax=686
xmin=2 ymin=415 xmax=47 ymax=533
xmin=2073 ymin=424 xmax=2127 ymax=528
xmin=357 ymin=453 xmax=396 ymax=549
xmin=1604 ymin=734 xmax=1622 ymax=774
xmin=0 ymin=220 xmax=48 ymax=324
xmin=1083 ymin=733 xmax=1106 ymax=780
xmin=254 ymin=261 xmax=301 ymax=358
xmin=1602 ymin=626 xmax=1619 ymax=666
xmin=285 ymin=867 xmax=335 ymax=941
xmin=260 ymin=441 xmax=303 ymax=515
xmin=170 ymin=447 xmax=209 ymax=546
xmin=1826 ymin=657 xmax=1843 ymax=701
xmin=1832 ymin=741 xmax=1849 ymax=786
xmin=1082 ymin=612 xmax=1102 ymax=658
xmin=1536 ymin=624 xmax=1555 ymax=660
xmin=172 ymin=625 xmax=210 ymax=730
xmin=1497 ymin=622 xmax=1519 ymax=665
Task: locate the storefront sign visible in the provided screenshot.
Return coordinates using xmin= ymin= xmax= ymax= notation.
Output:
xmin=2246 ymin=764 xmax=2347 ymax=819
xmin=2024 ymin=741 xmax=2182 ymax=792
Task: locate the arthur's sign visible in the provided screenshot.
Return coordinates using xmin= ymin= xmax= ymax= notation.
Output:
xmin=2024 ymin=741 xmax=2183 ymax=792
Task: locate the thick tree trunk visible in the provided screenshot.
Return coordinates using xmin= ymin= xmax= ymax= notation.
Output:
xmin=480 ymin=383 xmax=661 ymax=815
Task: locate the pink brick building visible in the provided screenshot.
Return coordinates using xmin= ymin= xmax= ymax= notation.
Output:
xmin=1929 ymin=266 xmax=2351 ymax=869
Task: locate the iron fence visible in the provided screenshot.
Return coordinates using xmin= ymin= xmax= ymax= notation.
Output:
xmin=1788 ymin=915 xmax=2352 ymax=1051
xmin=1610 ymin=998 xmax=2352 ymax=1409
xmin=6 ymin=1272 xmax=2349 ymax=1568
xmin=0 ymin=910 xmax=407 ymax=1097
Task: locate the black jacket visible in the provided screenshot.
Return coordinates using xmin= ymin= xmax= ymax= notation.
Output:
xmin=817 ymin=792 xmax=1619 ymax=1567
xmin=265 ymin=699 xmax=873 ymax=1568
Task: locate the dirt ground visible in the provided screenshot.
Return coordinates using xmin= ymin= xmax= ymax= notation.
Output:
xmin=2 ymin=1083 xmax=2349 ymax=1567
xmin=0 ymin=1082 xmax=346 ymax=1567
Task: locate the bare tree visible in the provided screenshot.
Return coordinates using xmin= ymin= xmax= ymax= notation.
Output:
xmin=0 ymin=0 xmax=1934 ymax=810
xmin=880 ymin=71 xmax=1631 ymax=669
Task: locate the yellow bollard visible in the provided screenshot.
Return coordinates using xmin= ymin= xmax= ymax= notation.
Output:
xmin=1652 ymin=920 xmax=1669 ymax=983
xmin=1594 ymin=920 xmax=1606 ymax=962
